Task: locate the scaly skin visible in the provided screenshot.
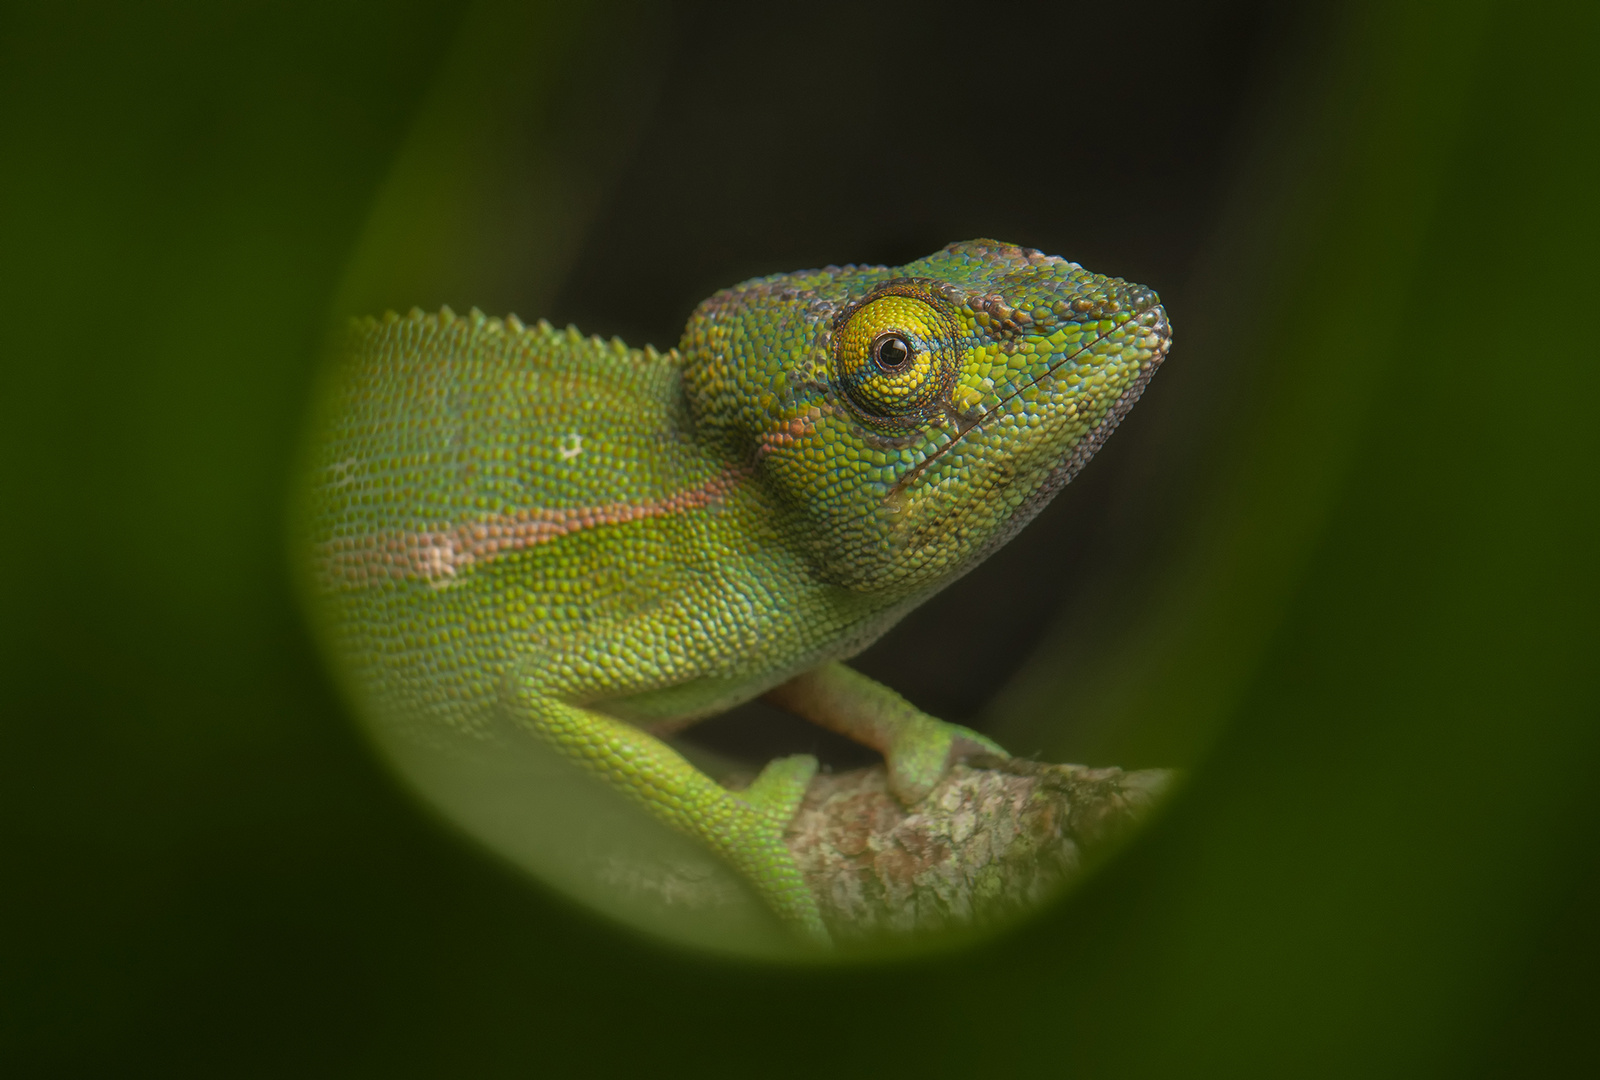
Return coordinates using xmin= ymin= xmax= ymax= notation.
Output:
xmin=303 ymin=240 xmax=1171 ymax=945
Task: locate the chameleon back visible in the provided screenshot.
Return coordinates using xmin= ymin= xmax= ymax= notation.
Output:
xmin=300 ymin=307 xmax=863 ymax=957
xmin=306 ymin=309 xmax=736 ymax=739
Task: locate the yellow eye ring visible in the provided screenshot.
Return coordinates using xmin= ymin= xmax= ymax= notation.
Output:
xmin=832 ymin=286 xmax=957 ymax=422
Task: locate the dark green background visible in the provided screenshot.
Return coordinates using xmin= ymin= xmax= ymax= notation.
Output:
xmin=3 ymin=1 xmax=1595 ymax=1075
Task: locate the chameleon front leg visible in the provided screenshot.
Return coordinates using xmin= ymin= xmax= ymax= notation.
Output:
xmin=764 ymin=662 xmax=1009 ymax=806
xmin=505 ymin=668 xmax=828 ymax=945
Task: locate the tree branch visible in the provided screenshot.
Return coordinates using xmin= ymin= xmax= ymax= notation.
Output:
xmin=785 ymin=758 xmax=1172 ymax=944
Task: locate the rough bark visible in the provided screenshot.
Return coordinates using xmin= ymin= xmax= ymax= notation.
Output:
xmin=786 ymin=756 xmax=1172 ymax=944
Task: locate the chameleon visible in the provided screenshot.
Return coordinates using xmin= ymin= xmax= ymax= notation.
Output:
xmin=302 ymin=240 xmax=1170 ymax=947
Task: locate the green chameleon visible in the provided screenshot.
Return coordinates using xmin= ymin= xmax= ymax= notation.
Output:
xmin=302 ymin=240 xmax=1169 ymax=947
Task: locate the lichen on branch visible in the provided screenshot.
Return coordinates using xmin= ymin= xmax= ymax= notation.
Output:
xmin=786 ymin=758 xmax=1172 ymax=944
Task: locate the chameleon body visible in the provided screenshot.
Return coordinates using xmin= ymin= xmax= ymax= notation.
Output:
xmin=303 ymin=240 xmax=1170 ymax=947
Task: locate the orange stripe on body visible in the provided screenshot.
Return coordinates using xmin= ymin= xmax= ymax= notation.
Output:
xmin=317 ymin=464 xmax=752 ymax=589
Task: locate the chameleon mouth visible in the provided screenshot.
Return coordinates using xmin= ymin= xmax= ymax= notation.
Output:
xmin=886 ymin=299 xmax=1171 ymax=499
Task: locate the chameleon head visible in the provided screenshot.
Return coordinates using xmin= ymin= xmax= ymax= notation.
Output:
xmin=682 ymin=239 xmax=1172 ymax=594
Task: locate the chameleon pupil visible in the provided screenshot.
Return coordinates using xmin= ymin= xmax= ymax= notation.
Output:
xmin=873 ymin=334 xmax=912 ymax=372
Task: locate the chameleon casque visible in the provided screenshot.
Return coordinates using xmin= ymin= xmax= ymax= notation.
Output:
xmin=302 ymin=240 xmax=1170 ymax=951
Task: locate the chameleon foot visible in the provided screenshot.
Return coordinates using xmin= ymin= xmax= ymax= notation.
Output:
xmin=740 ymin=752 xmax=820 ymax=820
xmin=508 ymin=674 xmax=828 ymax=944
xmin=883 ymin=721 xmax=1008 ymax=806
xmin=765 ymin=662 xmax=1010 ymax=806
xmin=722 ymin=753 xmax=827 ymax=943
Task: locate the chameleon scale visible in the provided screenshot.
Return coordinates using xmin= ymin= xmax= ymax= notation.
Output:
xmin=302 ymin=240 xmax=1170 ymax=951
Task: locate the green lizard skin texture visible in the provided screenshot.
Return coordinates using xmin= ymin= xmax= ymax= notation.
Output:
xmin=303 ymin=240 xmax=1171 ymax=945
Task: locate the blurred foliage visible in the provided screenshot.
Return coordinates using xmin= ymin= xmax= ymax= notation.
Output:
xmin=1 ymin=0 xmax=1595 ymax=1076
xmin=990 ymin=2 xmax=1498 ymax=769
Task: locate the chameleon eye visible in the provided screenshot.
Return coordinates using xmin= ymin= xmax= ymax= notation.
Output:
xmin=872 ymin=333 xmax=913 ymax=373
xmin=833 ymin=292 xmax=957 ymax=421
